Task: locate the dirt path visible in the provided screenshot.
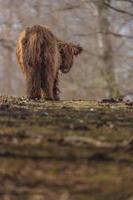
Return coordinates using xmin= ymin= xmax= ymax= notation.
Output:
xmin=0 ymin=96 xmax=133 ymax=200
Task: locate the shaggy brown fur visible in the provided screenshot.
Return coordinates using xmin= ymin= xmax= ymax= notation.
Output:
xmin=58 ymin=40 xmax=82 ymax=73
xmin=16 ymin=25 xmax=83 ymax=100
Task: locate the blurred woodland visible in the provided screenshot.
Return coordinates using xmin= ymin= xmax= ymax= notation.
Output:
xmin=0 ymin=0 xmax=133 ymax=100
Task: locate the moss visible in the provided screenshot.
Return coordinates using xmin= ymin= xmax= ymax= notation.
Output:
xmin=0 ymin=96 xmax=133 ymax=199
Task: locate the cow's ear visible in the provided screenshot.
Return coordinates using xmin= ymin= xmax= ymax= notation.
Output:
xmin=72 ymin=45 xmax=83 ymax=56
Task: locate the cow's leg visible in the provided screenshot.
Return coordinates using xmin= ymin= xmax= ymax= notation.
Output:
xmin=41 ymin=68 xmax=54 ymax=100
xmin=53 ymin=72 xmax=60 ymax=100
xmin=26 ymin=67 xmax=41 ymax=100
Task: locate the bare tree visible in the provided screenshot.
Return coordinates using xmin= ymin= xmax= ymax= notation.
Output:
xmin=0 ymin=0 xmax=133 ymax=99
xmin=96 ymin=0 xmax=120 ymax=98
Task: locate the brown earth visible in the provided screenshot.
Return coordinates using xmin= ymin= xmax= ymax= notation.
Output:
xmin=0 ymin=96 xmax=133 ymax=200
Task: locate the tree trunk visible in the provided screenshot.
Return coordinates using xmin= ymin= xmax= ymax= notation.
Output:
xmin=97 ymin=0 xmax=120 ymax=98
xmin=2 ymin=0 xmax=13 ymax=94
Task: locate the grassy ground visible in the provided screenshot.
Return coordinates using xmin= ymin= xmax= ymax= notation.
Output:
xmin=0 ymin=96 xmax=133 ymax=200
